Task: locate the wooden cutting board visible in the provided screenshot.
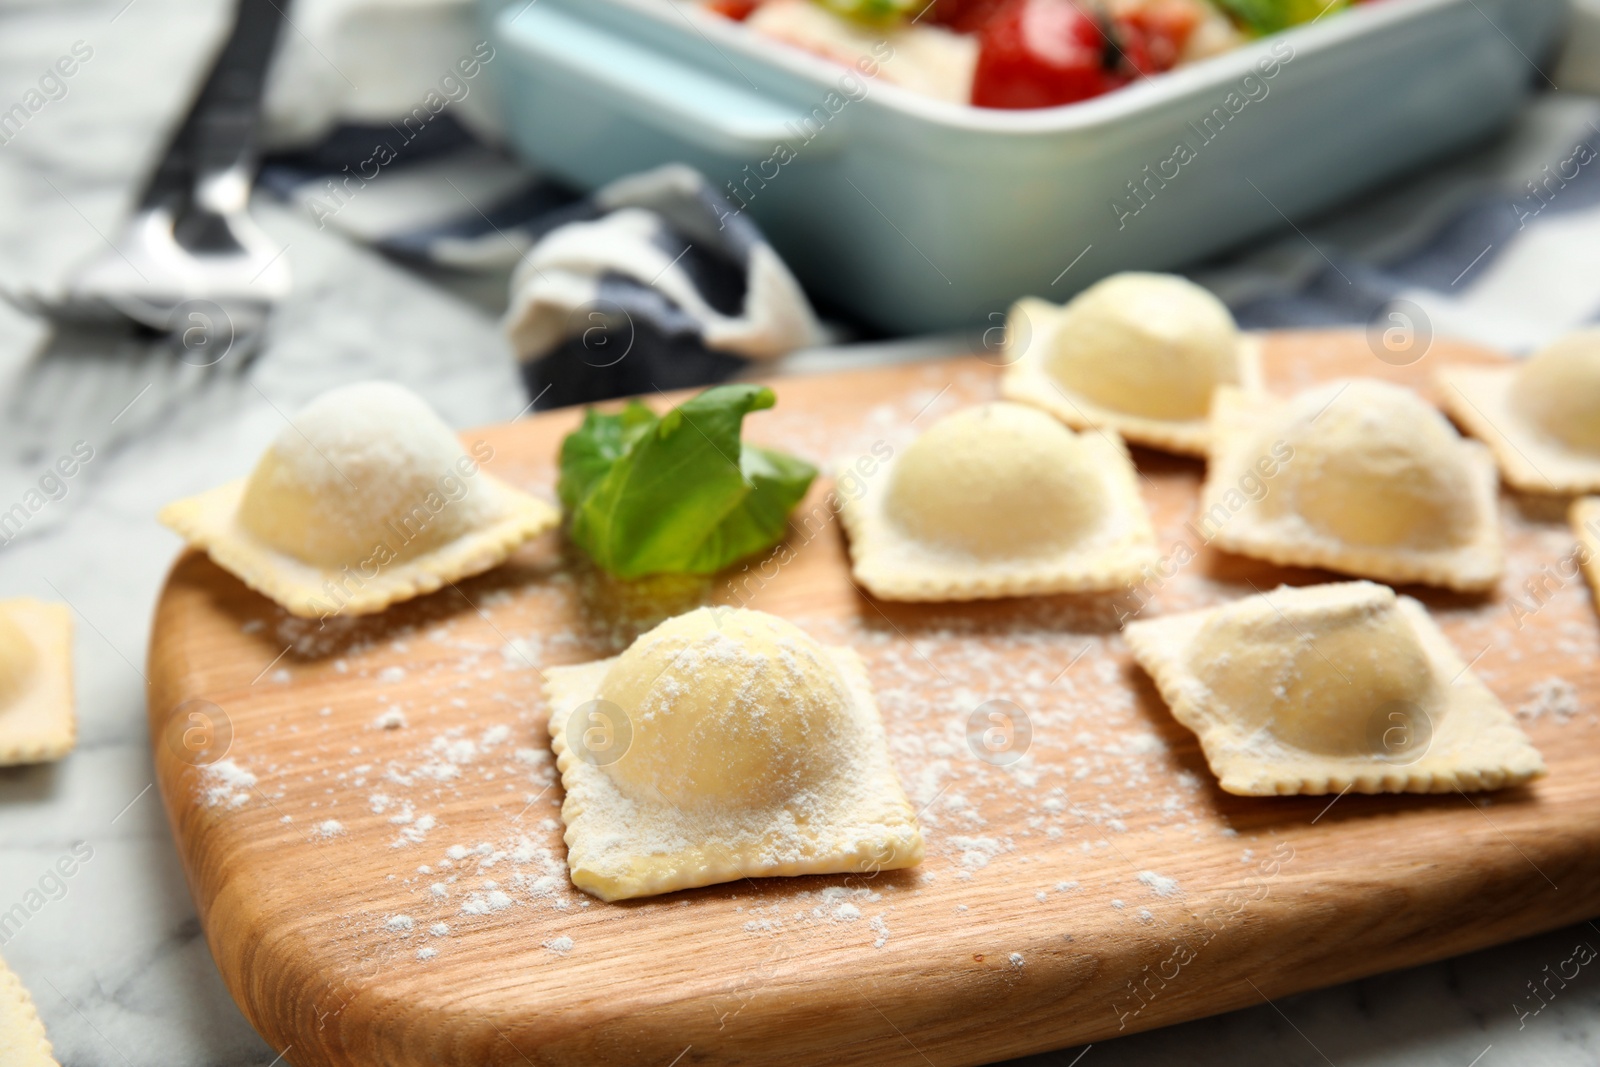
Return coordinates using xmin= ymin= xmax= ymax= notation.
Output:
xmin=147 ymin=331 xmax=1600 ymax=1067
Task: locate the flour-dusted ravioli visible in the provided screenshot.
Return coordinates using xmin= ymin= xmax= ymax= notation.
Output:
xmin=160 ymin=382 xmax=558 ymax=618
xmin=999 ymin=272 xmax=1262 ymax=457
xmin=1125 ymin=581 xmax=1544 ymax=796
xmin=546 ymin=607 xmax=923 ymax=901
xmin=1573 ymin=497 xmax=1600 ymax=612
xmin=1437 ymin=329 xmax=1600 ymax=494
xmin=0 ymin=599 xmax=74 ymax=767
xmin=0 ymin=954 xmax=59 ymax=1067
xmin=1203 ymin=379 xmax=1502 ymax=592
xmin=838 ymin=402 xmax=1157 ymax=601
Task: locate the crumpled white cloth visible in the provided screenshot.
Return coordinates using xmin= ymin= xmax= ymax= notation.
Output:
xmin=504 ymin=164 xmax=824 ymax=363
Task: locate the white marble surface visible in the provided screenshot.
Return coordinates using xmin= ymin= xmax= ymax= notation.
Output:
xmin=0 ymin=2 xmax=1597 ymax=1065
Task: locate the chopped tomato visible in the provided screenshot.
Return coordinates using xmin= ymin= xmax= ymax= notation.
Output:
xmin=1112 ymin=0 xmax=1202 ymax=74
xmin=924 ymin=0 xmax=1011 ymax=33
xmin=706 ymin=0 xmax=763 ymax=19
xmin=971 ymin=0 xmax=1127 ymax=109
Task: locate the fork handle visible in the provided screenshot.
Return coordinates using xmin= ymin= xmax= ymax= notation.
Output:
xmin=140 ymin=0 xmax=286 ymax=212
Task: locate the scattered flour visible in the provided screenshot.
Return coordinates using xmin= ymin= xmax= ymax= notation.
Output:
xmin=460 ymin=890 xmax=514 ymax=915
xmin=1138 ymin=871 xmax=1181 ymax=898
xmin=951 ymin=836 xmax=1007 ymax=871
xmin=544 ymin=935 xmax=574 ymax=955
xmin=392 ymin=813 xmax=437 ymax=848
xmin=1121 ymin=733 xmax=1166 ymax=756
xmin=199 ymin=760 xmax=257 ymax=809
xmin=1519 ymin=677 xmax=1579 ymax=723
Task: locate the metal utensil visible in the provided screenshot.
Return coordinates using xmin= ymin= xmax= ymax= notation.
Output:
xmin=3 ymin=0 xmax=289 ymax=345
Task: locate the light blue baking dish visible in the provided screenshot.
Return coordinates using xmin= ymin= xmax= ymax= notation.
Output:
xmin=482 ymin=0 xmax=1565 ymax=333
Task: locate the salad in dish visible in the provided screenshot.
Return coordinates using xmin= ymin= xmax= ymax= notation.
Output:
xmin=701 ymin=0 xmax=1365 ymax=108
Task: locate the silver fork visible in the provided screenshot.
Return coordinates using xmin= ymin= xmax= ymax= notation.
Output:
xmin=3 ymin=0 xmax=289 ymax=347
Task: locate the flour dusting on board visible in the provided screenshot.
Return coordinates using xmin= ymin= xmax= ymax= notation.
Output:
xmin=199 ymin=760 xmax=256 ymax=809
xmin=1138 ymin=871 xmax=1181 ymax=898
xmin=1519 ymin=677 xmax=1580 ymax=723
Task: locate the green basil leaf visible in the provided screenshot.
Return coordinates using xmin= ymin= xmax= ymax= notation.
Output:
xmin=560 ymin=384 xmax=818 ymax=579
xmin=556 ymin=399 xmax=656 ymax=512
xmin=673 ymin=443 xmax=820 ymax=575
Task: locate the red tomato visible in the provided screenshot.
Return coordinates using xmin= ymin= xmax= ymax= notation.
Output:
xmin=971 ymin=0 xmax=1127 ymax=109
xmin=1113 ymin=0 xmax=1202 ymax=74
xmin=925 ymin=0 xmax=1010 ymax=33
xmin=705 ymin=0 xmax=761 ymax=19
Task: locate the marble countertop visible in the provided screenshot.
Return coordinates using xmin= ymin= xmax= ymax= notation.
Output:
xmin=0 ymin=1 xmax=1597 ymax=1065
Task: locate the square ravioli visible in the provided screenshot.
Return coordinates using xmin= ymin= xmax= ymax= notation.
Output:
xmin=545 ymin=608 xmax=924 ymax=901
xmin=998 ymin=276 xmax=1264 ymax=457
xmin=1202 ymin=380 xmax=1502 ymax=592
xmin=839 ymin=402 xmax=1158 ymax=601
xmin=1436 ymin=331 xmax=1600 ymax=494
xmin=1125 ymin=581 xmax=1545 ymax=796
xmin=160 ymin=382 xmax=558 ymax=618
xmin=0 ymin=599 xmax=75 ymax=767
xmin=162 ymin=476 xmax=555 ymax=619
xmin=0 ymin=955 xmax=58 ymax=1067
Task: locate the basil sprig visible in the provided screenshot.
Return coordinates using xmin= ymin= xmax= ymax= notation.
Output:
xmin=558 ymin=385 xmax=817 ymax=579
